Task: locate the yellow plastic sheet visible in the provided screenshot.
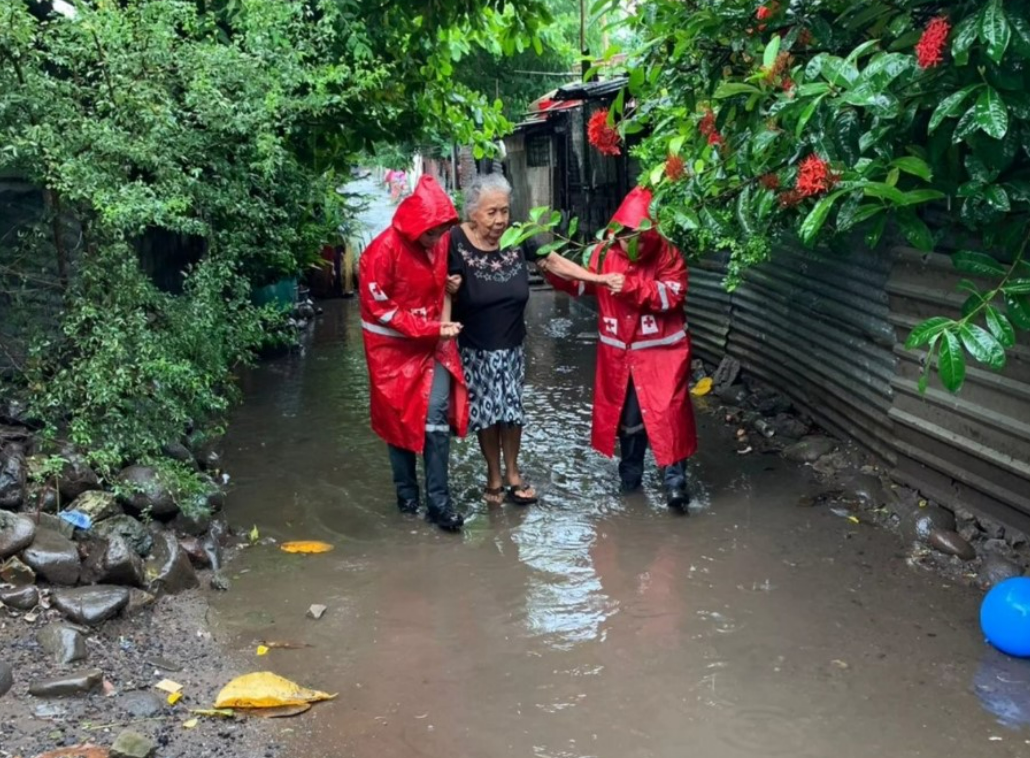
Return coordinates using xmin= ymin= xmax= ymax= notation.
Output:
xmin=691 ymin=377 xmax=713 ymax=397
xmin=214 ymin=672 xmax=336 ymax=709
xmin=280 ymin=541 xmax=334 ymax=554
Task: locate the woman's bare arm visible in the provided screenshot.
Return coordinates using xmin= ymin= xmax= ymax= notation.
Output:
xmin=538 ymin=252 xmax=607 ymax=283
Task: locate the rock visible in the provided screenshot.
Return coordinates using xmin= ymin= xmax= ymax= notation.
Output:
xmin=0 ymin=661 xmax=13 ymax=698
xmin=0 ymin=443 xmax=27 ymax=509
xmin=118 ymin=465 xmax=178 ymax=518
xmin=118 ymin=691 xmax=165 ymax=718
xmin=57 ymin=454 xmax=100 ymax=501
xmin=111 ymin=729 xmax=157 ymax=758
xmin=756 ymin=394 xmax=792 ymax=417
xmin=124 ymin=589 xmax=157 ymax=616
xmin=82 ymin=535 xmax=145 ymax=587
xmin=172 ymin=509 xmax=212 ymax=537
xmin=784 ymin=435 xmax=837 ymax=463
xmin=307 ymin=604 xmax=327 ymax=620
xmin=1 ymin=555 xmax=36 ymax=585
xmin=38 ymin=624 xmax=88 ymax=664
xmin=21 ymin=528 xmax=81 ymax=585
xmin=51 ymin=585 xmax=130 ymax=625
xmin=144 ymin=531 xmax=199 ymax=595
xmin=93 ymin=515 xmax=153 ymax=557
xmin=904 ymin=506 xmax=958 ymax=543
xmin=959 ymin=522 xmax=983 ymax=543
xmin=30 ymin=482 xmax=60 ymax=513
xmin=178 ymin=535 xmax=210 ymax=568
xmin=845 ymin=473 xmax=885 ymax=509
xmin=1 ymin=584 xmax=39 ymax=610
xmin=161 ymin=441 xmax=197 ymax=468
xmin=979 ymin=553 xmax=1023 ymax=589
xmin=32 ymin=702 xmax=67 ymax=718
xmin=29 ymin=668 xmax=103 ymax=697
xmin=927 ymin=529 xmax=977 ymax=561
xmin=0 ymin=398 xmax=32 ymax=426
xmin=68 ymin=491 xmax=122 ymax=523
xmin=979 ymin=516 xmax=1006 ymax=541
xmin=210 ymin=572 xmax=231 ymax=591
xmin=715 ymin=384 xmax=749 ymax=405
xmin=202 ymin=534 xmax=223 ymax=571
xmin=712 ymin=356 xmax=741 ymax=389
xmin=35 ymin=511 xmax=76 ymax=539
xmin=0 ymin=511 xmax=36 ymax=559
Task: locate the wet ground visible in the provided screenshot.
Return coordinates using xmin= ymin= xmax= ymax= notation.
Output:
xmin=208 ymin=185 xmax=1030 ymax=758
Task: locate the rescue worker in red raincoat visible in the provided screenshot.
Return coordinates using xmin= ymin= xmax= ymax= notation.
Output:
xmin=359 ymin=175 xmax=469 ymax=531
xmin=542 ymin=187 xmax=698 ymax=511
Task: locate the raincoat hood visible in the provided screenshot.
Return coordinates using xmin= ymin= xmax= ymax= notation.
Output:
xmin=610 ymin=186 xmax=665 ymax=261
xmin=392 ymin=175 xmax=459 ymax=243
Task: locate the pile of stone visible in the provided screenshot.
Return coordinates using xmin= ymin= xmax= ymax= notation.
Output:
xmin=696 ymin=356 xmax=1030 ymax=589
xmin=1 ymin=399 xmax=235 ymax=701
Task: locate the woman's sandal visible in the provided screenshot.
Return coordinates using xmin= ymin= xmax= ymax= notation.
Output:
xmin=506 ymin=482 xmax=539 ymax=506
xmin=483 ymin=486 xmax=505 ymax=505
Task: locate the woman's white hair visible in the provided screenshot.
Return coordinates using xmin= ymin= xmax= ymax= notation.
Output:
xmin=464 ymin=173 xmax=512 ymax=219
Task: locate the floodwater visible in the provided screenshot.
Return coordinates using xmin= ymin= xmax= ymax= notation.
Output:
xmin=209 ymin=185 xmax=1030 ymax=758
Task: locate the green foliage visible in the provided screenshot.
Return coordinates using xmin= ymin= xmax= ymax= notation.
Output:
xmin=583 ymin=0 xmax=1030 ymax=394
xmin=0 ymin=0 xmax=553 ymax=481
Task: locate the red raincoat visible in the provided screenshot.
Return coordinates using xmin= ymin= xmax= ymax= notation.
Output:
xmin=359 ymin=176 xmax=468 ymax=452
xmin=549 ymin=187 xmax=698 ymax=466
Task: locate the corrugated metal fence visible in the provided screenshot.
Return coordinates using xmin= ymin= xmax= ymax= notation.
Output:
xmin=688 ymin=242 xmax=1030 ymax=533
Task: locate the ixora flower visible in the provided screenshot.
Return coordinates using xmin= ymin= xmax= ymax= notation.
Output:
xmin=795 ymin=154 xmax=840 ymax=197
xmin=699 ymin=108 xmax=724 ymax=146
xmin=756 ymin=5 xmax=773 ymax=20
xmin=665 ymin=154 xmax=686 ymax=181
xmin=587 ymin=109 xmax=622 ymax=156
xmin=916 ymin=16 xmax=950 ymax=69
xmin=759 ymin=173 xmax=781 ymax=190
xmin=777 ymin=189 xmax=803 ymax=208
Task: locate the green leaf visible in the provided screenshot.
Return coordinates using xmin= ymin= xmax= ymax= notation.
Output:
xmin=1005 ymin=292 xmax=1030 ymax=328
xmin=952 ymin=16 xmax=978 ymax=66
xmin=795 ymin=94 xmax=827 ymax=138
xmin=1010 ymin=15 xmax=1030 ymax=58
xmin=961 ymin=294 xmax=984 ymax=318
xmin=862 ymin=183 xmax=907 ymax=204
xmin=865 ymin=213 xmax=888 ymax=248
xmin=612 ymin=87 xmax=626 ymax=117
xmin=568 ymin=217 xmax=579 ymax=239
xmin=714 ymin=82 xmax=762 ymax=99
xmin=1003 ymin=278 xmax=1030 ymax=294
xmin=649 ymin=162 xmax=665 ymax=186
xmin=900 ymin=189 xmax=946 ymax=206
xmin=896 ymin=209 xmax=934 ymax=251
xmin=983 ymin=185 xmax=1011 ymax=211
xmin=763 ymin=35 xmax=782 ymax=70
xmin=974 ymin=87 xmax=1009 ymax=139
xmin=959 ymin=323 xmax=1006 ymax=369
xmin=929 ymin=85 xmax=981 ymax=133
xmin=628 ymin=66 xmax=645 ymax=95
xmin=839 ymin=203 xmax=884 ymax=231
xmin=668 ymin=135 xmax=685 ymax=156
xmin=985 ymin=306 xmax=1016 ymax=347
xmin=981 ymin=0 xmax=1012 ymax=64
xmin=952 ymin=250 xmax=1007 ymax=276
xmin=499 ymin=226 xmax=523 ymax=249
xmin=799 ymin=192 xmax=842 ymax=245
xmin=938 ymin=330 xmax=967 ymax=392
xmin=905 ymin=316 xmax=953 ymax=348
xmin=891 ymin=156 xmax=932 ymax=182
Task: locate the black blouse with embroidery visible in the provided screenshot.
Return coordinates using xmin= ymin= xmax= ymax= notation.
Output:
xmin=447 ymin=226 xmax=538 ymax=351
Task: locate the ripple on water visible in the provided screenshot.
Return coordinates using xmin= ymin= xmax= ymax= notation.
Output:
xmin=715 ymin=705 xmax=812 ymax=756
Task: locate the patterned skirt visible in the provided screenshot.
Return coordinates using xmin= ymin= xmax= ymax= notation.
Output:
xmin=461 ymin=345 xmax=526 ymax=433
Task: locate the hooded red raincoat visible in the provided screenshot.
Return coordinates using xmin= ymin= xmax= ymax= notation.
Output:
xmin=359 ymin=176 xmax=468 ymax=452
xmin=549 ymin=187 xmax=697 ymax=466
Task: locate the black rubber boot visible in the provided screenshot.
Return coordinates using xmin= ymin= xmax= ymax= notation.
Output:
xmin=397 ymin=497 xmax=420 ymax=515
xmin=664 ymin=459 xmax=691 ymax=513
xmin=618 ymin=433 xmax=647 ymax=493
xmin=424 ymin=431 xmax=463 ymax=532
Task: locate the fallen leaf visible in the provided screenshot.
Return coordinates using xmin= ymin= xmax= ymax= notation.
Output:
xmin=167 ymin=692 xmax=183 ymax=705
xmin=690 ymin=377 xmax=713 ymax=397
xmin=31 ymin=746 xmax=110 ymax=758
xmin=155 ymin=679 xmax=183 ymax=694
xmin=249 ymin=525 xmax=260 ymax=544
xmin=280 ymin=541 xmax=333 ymax=554
xmin=189 ymin=708 xmax=235 ymax=718
xmin=256 ymin=645 xmax=269 ymax=656
xmin=235 ymin=704 xmax=312 ymax=719
xmin=215 ymin=672 xmax=336 ymax=709
xmin=183 ymin=718 xmax=199 ymax=729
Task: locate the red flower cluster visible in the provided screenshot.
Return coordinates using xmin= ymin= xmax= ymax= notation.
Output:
xmin=778 ymin=189 xmax=803 ymax=208
xmin=699 ymin=108 xmax=724 ymax=146
xmin=916 ymin=17 xmax=950 ymax=69
xmin=588 ymin=109 xmax=622 ymax=156
xmin=759 ymin=173 xmax=781 ymax=190
xmin=797 ymin=27 xmax=813 ymax=47
xmin=756 ymin=5 xmax=772 ymax=20
xmin=781 ymin=75 xmax=796 ymax=92
xmin=795 ymin=154 xmax=839 ymax=197
xmin=665 ymin=154 xmax=686 ymax=181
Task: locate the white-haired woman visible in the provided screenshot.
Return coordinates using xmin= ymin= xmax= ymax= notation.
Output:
xmin=446 ymin=173 xmax=600 ymax=506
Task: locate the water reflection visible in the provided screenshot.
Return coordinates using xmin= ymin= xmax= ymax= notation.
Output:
xmin=974 ymin=649 xmax=1030 ymax=729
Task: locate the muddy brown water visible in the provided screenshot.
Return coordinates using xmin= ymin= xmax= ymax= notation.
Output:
xmin=210 ymin=291 xmax=1030 ymax=758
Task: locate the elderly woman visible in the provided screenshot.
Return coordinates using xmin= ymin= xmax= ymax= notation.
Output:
xmin=447 ymin=173 xmax=602 ymax=505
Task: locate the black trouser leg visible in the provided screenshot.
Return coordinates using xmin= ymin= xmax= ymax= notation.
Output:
xmin=423 ymin=362 xmax=463 ymax=530
xmin=387 ymin=445 xmax=420 ymax=513
xmin=618 ymin=381 xmax=647 ymax=492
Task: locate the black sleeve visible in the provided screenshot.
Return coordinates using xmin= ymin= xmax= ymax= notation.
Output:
xmin=447 ymin=231 xmax=464 ymax=276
